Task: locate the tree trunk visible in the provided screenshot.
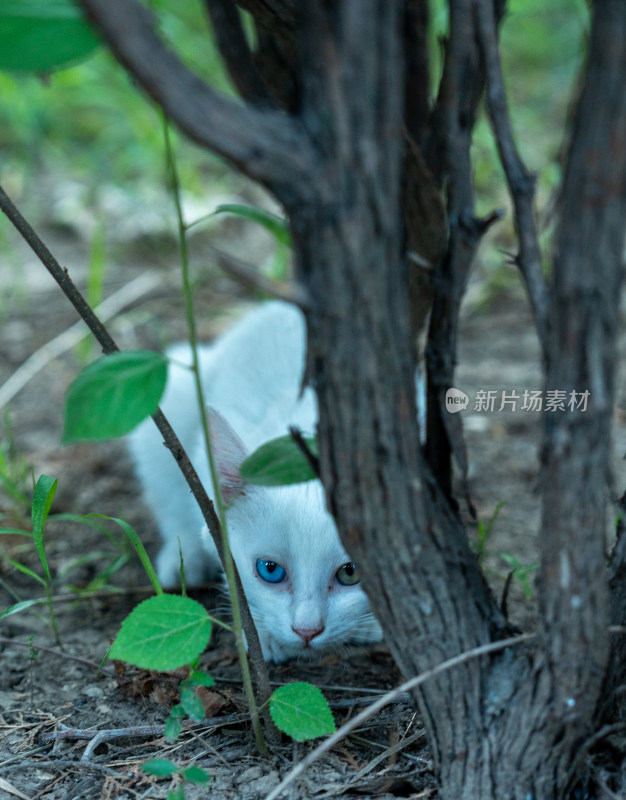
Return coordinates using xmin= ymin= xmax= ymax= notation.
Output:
xmin=286 ymin=1 xmax=626 ymax=798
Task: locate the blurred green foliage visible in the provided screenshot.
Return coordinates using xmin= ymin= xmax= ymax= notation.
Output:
xmin=0 ymin=0 xmax=590 ymax=271
xmin=475 ymin=0 xmax=589 ymax=208
xmin=0 ymin=0 xmax=235 ymax=197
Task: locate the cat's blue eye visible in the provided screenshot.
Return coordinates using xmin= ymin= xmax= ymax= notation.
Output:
xmin=256 ymin=559 xmax=287 ymax=584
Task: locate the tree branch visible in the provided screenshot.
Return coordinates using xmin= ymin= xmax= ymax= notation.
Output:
xmin=475 ymin=0 xmax=549 ymax=355
xmin=203 ymin=0 xmax=274 ymax=106
xmin=210 ymin=245 xmax=308 ymax=307
xmin=79 ymin=0 xmax=314 ymax=194
xmin=424 ymin=0 xmax=499 ymax=501
xmin=536 ymin=0 xmax=626 ymax=779
xmin=403 ymin=0 xmax=430 ymax=147
xmin=231 ymin=0 xmax=299 ymax=110
xmin=234 ymin=0 xmax=295 ymax=35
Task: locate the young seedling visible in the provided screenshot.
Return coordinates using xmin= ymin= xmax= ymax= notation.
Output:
xmin=0 ymin=474 xmax=61 ymax=643
xmin=0 ymin=496 xmax=163 ymax=629
xmin=142 ymin=757 xmax=211 ymax=800
xmin=498 ymin=554 xmax=539 ymax=600
xmin=475 ymin=500 xmax=504 ymax=563
xmin=165 ymin=660 xmax=217 ymax=742
xmin=105 ymin=545 xmax=335 ymax=744
xmin=474 ymin=502 xmax=538 ymax=600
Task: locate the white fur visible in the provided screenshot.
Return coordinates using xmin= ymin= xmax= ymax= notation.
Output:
xmin=128 ymin=301 xmax=382 ymax=662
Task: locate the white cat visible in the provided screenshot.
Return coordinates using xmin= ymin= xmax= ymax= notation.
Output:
xmin=128 ymin=301 xmax=382 ymax=663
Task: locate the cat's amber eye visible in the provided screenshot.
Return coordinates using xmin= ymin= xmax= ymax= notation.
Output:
xmin=336 ymin=562 xmax=360 ymax=586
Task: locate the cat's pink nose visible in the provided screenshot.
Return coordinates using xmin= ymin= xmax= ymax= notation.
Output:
xmin=292 ymin=626 xmax=325 ymax=645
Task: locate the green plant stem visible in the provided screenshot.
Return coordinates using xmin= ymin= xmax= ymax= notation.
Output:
xmin=44 ymin=580 xmax=61 ymax=645
xmin=162 ymin=118 xmax=270 ymax=757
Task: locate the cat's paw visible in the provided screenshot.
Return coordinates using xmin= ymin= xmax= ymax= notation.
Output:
xmin=257 ymin=634 xmax=296 ymax=664
xmin=156 ymin=540 xmax=218 ymax=587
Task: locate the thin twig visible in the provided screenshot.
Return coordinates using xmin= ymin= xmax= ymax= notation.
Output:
xmin=0 ymin=745 xmax=56 ymax=772
xmin=0 ymin=759 xmax=121 ymax=777
xmin=0 ymin=637 xmax=116 ymax=677
xmin=347 ymin=729 xmax=428 ymax=784
xmin=263 ymin=633 xmax=534 ymax=800
xmin=40 ymin=713 xmax=253 ymax=761
xmin=288 ymin=426 xmax=320 ymax=478
xmin=474 ymin=0 xmax=549 ymax=354
xmin=328 ymin=694 xmax=411 ymax=710
xmin=0 ymin=184 xmax=273 ymax=734
xmin=211 ymin=246 xmax=308 ymax=308
xmin=0 ymin=272 xmax=160 ymax=409
xmin=212 ymin=674 xmax=392 ymax=695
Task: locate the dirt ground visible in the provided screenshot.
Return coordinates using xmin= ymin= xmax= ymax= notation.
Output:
xmin=1 ymin=203 xmax=625 ymax=800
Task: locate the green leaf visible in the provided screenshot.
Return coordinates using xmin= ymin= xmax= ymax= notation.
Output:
xmin=181 ymin=765 xmax=211 ymax=784
xmin=108 ymin=594 xmax=212 ymax=671
xmin=83 ymin=513 xmax=162 ymax=595
xmin=141 ymin=758 xmax=178 ymax=777
xmin=31 ymin=475 xmax=57 ymax=581
xmin=0 ymin=0 xmax=101 ymax=73
xmin=240 ymin=435 xmax=318 ymax=487
xmin=269 ymin=682 xmax=336 ymax=742
xmin=0 ymin=528 xmax=32 ymax=536
xmin=180 ymin=686 xmax=205 ymax=722
xmin=188 ymin=669 xmax=215 ymax=689
xmin=0 ymin=598 xmax=42 ymax=620
xmin=213 ymin=204 xmax=291 ymax=247
xmin=6 ymin=558 xmax=46 ymax=586
xmin=165 ymin=705 xmax=185 ymax=742
xmin=63 ymin=350 xmax=167 ymax=442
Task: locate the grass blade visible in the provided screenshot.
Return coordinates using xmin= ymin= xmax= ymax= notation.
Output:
xmin=31 ymin=475 xmax=57 ymax=582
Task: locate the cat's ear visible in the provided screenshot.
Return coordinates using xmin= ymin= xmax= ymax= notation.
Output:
xmin=206 ymin=406 xmax=249 ymax=504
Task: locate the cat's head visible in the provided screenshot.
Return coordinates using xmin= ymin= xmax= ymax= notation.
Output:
xmin=204 ymin=408 xmax=381 ymax=663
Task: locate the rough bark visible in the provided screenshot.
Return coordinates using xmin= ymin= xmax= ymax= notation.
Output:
xmin=545 ymin=0 xmax=626 ymax=787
